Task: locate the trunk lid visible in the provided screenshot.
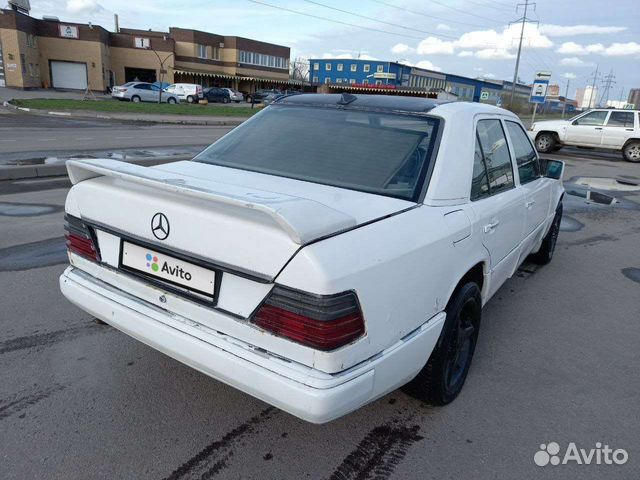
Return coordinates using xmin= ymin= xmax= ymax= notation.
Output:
xmin=66 ymin=159 xmax=414 ymax=280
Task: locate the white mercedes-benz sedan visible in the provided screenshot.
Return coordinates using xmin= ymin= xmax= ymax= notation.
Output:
xmin=60 ymin=94 xmax=565 ymax=423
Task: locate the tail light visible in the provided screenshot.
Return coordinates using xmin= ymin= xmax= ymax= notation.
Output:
xmin=252 ymin=286 xmax=365 ymax=351
xmin=64 ymin=215 xmax=101 ymax=262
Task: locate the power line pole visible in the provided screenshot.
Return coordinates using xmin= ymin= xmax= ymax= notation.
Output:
xmin=509 ymin=0 xmax=536 ymax=109
xmin=561 ymin=77 xmax=570 ymax=118
xmin=599 ymin=69 xmax=616 ymax=107
xmin=587 ymin=65 xmax=599 ymax=109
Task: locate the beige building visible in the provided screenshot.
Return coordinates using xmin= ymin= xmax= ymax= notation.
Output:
xmin=0 ymin=6 xmax=295 ymax=93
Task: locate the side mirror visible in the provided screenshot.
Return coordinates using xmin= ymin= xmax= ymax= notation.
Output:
xmin=571 ymin=120 xmax=579 ymax=125
xmin=540 ymin=158 xmax=564 ymax=180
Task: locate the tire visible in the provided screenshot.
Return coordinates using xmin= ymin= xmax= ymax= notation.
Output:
xmin=167 ymin=97 xmax=177 ymax=104
xmin=223 ymin=97 xmax=230 ymax=104
xmin=402 ymin=282 xmax=482 ymax=405
xmin=235 ymin=100 xmax=240 ymax=103
xmin=131 ymin=95 xmax=141 ymax=103
xmin=535 ymin=132 xmax=556 ymax=153
xmin=531 ymin=202 xmax=562 ymax=265
xmin=622 ymin=141 xmax=640 ymax=163
xmin=187 ymin=95 xmax=196 ymax=104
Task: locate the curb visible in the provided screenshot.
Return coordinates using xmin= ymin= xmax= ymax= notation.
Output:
xmin=0 ymin=154 xmax=194 ymax=181
xmin=2 ymin=101 xmax=249 ymax=126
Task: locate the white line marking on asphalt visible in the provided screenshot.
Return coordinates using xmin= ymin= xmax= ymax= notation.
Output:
xmin=75 ymin=137 xmax=94 ymax=140
xmin=0 ymin=139 xmax=17 ymax=142
xmin=115 ymin=136 xmax=135 ymax=139
xmin=37 ymin=139 xmax=56 ymax=141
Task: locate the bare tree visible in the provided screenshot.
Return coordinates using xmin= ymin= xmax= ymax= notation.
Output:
xmin=289 ymin=57 xmax=309 ymax=83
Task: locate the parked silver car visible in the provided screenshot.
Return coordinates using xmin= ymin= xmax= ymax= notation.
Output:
xmin=111 ymin=82 xmax=180 ymax=104
xmin=222 ymin=88 xmax=244 ymax=103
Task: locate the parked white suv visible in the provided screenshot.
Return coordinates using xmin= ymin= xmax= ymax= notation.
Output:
xmin=164 ymin=83 xmax=203 ymax=103
xmin=529 ymin=108 xmax=640 ymax=162
xmin=60 ymin=95 xmax=564 ymax=423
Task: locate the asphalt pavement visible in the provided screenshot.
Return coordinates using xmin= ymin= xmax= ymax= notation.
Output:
xmin=1 ymin=148 xmax=639 ymax=479
xmin=0 ymin=109 xmax=234 ymax=164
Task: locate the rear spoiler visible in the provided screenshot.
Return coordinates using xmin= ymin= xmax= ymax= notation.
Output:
xmin=66 ymin=159 xmax=357 ymax=245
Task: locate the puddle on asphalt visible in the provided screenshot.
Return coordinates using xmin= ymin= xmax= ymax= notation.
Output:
xmin=0 ymin=237 xmax=67 ymax=271
xmin=621 ymin=268 xmax=640 ymax=285
xmin=560 ymin=216 xmax=584 ymax=232
xmin=573 ymin=177 xmax=640 ymax=192
xmin=0 ymin=202 xmax=62 ymax=217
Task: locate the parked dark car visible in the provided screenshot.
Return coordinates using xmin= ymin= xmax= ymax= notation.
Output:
xmin=203 ymin=87 xmax=231 ymax=103
xmin=246 ymin=89 xmax=282 ymax=103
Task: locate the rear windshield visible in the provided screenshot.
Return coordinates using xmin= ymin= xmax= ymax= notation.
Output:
xmin=194 ymin=106 xmax=440 ymax=201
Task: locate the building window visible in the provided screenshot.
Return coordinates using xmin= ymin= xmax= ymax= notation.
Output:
xmin=313 ymin=62 xmax=319 ymax=71
xmin=363 ymin=79 xmax=369 ymax=84
xmin=325 ymin=63 xmax=331 ymax=71
xmin=212 ymin=47 xmax=220 ymax=60
xmin=350 ymin=78 xmax=356 ymax=84
xmin=337 ymin=63 xmax=343 ymax=71
xmin=197 ymin=44 xmax=207 ymax=59
xmin=375 ymin=80 xmax=382 ymax=85
xmin=336 ymin=78 xmax=342 ymax=83
xmin=350 ymin=64 xmax=357 ymax=72
xmin=26 ymin=34 xmax=37 ymax=48
xmin=134 ymin=37 xmax=150 ymax=49
xmin=239 ymin=51 xmax=289 ymax=69
xmin=20 ymin=54 xmax=26 ymax=73
xmin=376 ymin=65 xmax=384 ymax=73
xmin=363 ymin=64 xmax=370 ymax=72
xmin=325 ymin=77 xmax=331 ymax=84
xmin=312 ymin=76 xmax=319 ymax=83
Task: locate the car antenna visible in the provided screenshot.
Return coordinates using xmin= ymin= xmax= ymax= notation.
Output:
xmin=337 ymin=93 xmax=357 ymax=105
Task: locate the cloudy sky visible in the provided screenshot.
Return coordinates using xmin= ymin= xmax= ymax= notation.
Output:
xmin=27 ymin=0 xmax=639 ymax=100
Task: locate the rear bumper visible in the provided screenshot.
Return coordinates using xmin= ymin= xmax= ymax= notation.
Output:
xmin=60 ymin=266 xmax=445 ymax=423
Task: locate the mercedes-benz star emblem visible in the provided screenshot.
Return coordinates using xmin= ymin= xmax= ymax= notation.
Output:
xmin=151 ymin=213 xmax=170 ymax=240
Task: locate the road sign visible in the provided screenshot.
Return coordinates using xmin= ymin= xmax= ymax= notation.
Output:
xmin=480 ymin=91 xmax=489 ymax=100
xmin=530 ymin=71 xmax=551 ymax=104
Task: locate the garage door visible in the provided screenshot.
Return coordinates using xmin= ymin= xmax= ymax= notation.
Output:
xmin=50 ymin=61 xmax=87 ymax=90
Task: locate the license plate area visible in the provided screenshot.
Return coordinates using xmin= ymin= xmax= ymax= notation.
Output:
xmin=119 ymin=240 xmax=220 ymax=303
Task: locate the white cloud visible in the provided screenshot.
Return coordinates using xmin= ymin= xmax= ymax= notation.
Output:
xmin=557 ymin=41 xmax=640 ymax=56
xmin=559 ymin=57 xmax=593 ymax=67
xmin=458 ymin=50 xmax=474 ymax=57
xmin=481 ymin=73 xmax=496 ymax=79
xmin=415 ymin=60 xmax=442 ymax=72
xmin=416 ymin=37 xmax=455 ymax=55
xmin=602 ymin=42 xmax=640 ymax=56
xmin=321 ymin=52 xmax=378 ymax=60
xmin=540 ymin=24 xmax=627 ymax=37
xmin=562 ymin=72 xmax=577 ymax=79
xmin=436 ymin=23 xmax=451 ymax=31
xmin=66 ymin=0 xmax=103 ymax=14
xmin=475 ymin=48 xmax=515 ymax=60
xmin=391 ymin=43 xmax=414 ymax=55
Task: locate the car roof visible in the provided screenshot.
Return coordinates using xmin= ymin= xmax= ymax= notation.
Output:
xmin=272 ymin=93 xmax=517 ymax=117
xmin=273 ymin=93 xmax=440 ymax=113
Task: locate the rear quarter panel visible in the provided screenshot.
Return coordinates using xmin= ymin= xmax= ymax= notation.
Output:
xmin=276 ymin=205 xmax=489 ymax=373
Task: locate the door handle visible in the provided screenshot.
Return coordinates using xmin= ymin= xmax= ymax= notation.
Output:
xmin=594 ymin=127 xmax=603 ymax=130
xmin=626 ymin=128 xmax=634 ymax=131
xmin=483 ymin=219 xmax=500 ymax=233
xmin=526 ymin=200 xmax=536 ymax=209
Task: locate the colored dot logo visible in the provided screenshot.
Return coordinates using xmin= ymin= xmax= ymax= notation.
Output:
xmin=534 ymin=442 xmax=561 ymax=466
xmin=146 ymin=253 xmax=159 ymax=272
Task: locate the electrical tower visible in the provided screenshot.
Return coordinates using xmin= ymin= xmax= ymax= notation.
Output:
xmin=586 ymin=66 xmax=601 ymax=109
xmin=509 ymin=0 xmax=537 ymax=109
xmin=599 ymin=69 xmax=616 ymax=107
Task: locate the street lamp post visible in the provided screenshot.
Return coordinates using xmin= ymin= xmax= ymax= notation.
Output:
xmin=147 ymin=46 xmax=175 ymax=104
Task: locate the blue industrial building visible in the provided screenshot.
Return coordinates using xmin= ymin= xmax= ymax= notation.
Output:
xmin=309 ymin=58 xmax=532 ymax=105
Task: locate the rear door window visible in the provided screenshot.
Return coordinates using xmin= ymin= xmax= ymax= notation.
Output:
xmin=505 ymin=121 xmax=541 ymax=184
xmin=606 ymin=111 xmax=634 ymax=128
xmin=476 ymin=119 xmax=514 ymax=194
xmin=471 ymin=136 xmax=490 ymax=201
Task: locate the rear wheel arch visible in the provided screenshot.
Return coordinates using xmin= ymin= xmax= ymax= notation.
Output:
xmin=447 ymin=262 xmax=486 ymax=310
